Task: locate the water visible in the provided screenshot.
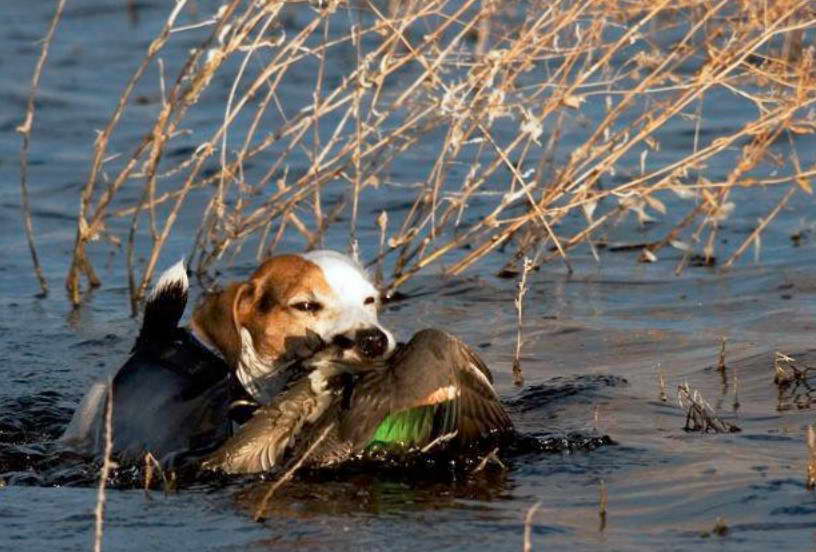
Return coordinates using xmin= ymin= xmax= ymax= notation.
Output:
xmin=3 ymin=2 xmax=816 ymax=550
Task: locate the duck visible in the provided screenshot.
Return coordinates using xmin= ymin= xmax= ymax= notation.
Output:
xmin=202 ymin=329 xmax=514 ymax=474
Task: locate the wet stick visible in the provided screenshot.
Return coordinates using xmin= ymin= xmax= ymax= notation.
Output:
xmin=143 ymin=452 xmax=154 ymax=499
xmin=677 ymin=382 xmax=740 ymax=433
xmin=657 ymin=363 xmax=667 ymax=402
xmin=773 ymin=351 xmax=801 ymax=387
xmin=806 ymin=426 xmax=816 ymax=491
xmin=93 ymin=382 xmax=117 ymax=552
xmin=512 ymin=258 xmax=533 ymax=386
xmin=472 ymin=447 xmax=506 ymax=474
xmin=375 ymin=210 xmax=388 ymax=286
xmin=717 ymin=337 xmax=727 ymax=373
xmin=16 ymin=0 xmax=67 ymax=298
xmin=142 ymin=452 xmax=173 ymax=498
xmin=598 ymin=479 xmax=608 ymax=532
xmin=522 ymin=500 xmax=541 ymax=552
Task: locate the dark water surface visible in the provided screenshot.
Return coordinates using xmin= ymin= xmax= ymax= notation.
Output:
xmin=3 ymin=2 xmax=816 ymax=551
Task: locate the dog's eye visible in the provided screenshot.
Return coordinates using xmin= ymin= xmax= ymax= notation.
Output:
xmin=291 ymin=301 xmax=323 ymax=313
xmin=364 ymin=296 xmax=376 ymax=306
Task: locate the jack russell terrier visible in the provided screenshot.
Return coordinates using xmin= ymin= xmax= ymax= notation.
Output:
xmin=60 ymin=250 xmax=395 ymax=466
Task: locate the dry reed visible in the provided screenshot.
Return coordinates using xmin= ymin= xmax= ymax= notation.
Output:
xmin=93 ymin=382 xmax=117 ymax=552
xmin=16 ymin=0 xmax=67 ymax=297
xmin=522 ymin=500 xmax=542 ymax=552
xmin=657 ymin=364 xmax=668 ymax=402
xmin=677 ymin=382 xmax=740 ymax=433
xmin=806 ymin=425 xmax=816 ymax=490
xmin=512 ymin=257 xmax=533 ymax=386
xmin=717 ymin=337 xmax=727 ymax=373
xmin=773 ymin=351 xmax=804 ymax=386
xmin=35 ymin=0 xmax=815 ymax=306
xmin=472 ymin=446 xmax=506 ymax=473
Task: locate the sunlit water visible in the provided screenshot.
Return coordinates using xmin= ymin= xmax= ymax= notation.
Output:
xmin=3 ymin=2 xmax=816 ymax=551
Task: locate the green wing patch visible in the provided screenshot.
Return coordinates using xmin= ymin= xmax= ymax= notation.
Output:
xmin=365 ymin=400 xmax=457 ymax=451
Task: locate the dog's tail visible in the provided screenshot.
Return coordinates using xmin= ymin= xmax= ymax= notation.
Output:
xmin=136 ymin=259 xmax=188 ymax=349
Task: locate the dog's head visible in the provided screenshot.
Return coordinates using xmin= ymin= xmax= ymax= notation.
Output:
xmin=191 ymin=250 xmax=395 ymax=402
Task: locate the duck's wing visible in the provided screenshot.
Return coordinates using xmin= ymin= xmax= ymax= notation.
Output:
xmin=342 ymin=329 xmax=513 ymax=452
xmin=202 ymin=373 xmax=336 ymax=474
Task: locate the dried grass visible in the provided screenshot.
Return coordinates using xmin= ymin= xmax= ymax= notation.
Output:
xmin=93 ymin=382 xmax=117 ymax=552
xmin=773 ymin=351 xmax=816 ymax=411
xmin=773 ymin=350 xmax=805 ymax=386
xmin=47 ymin=0 xmax=816 ymax=306
xmin=16 ymin=0 xmax=67 ymax=298
xmin=806 ymin=425 xmax=816 ymax=490
xmin=512 ymin=257 xmax=533 ymax=386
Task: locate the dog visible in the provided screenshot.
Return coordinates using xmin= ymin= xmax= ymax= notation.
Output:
xmin=59 ymin=250 xmax=395 ymax=466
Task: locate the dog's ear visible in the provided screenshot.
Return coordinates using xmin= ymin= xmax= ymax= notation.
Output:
xmin=193 ymin=282 xmax=256 ymax=366
xmin=231 ymin=281 xmax=256 ymax=334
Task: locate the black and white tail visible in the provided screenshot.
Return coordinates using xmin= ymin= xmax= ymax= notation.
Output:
xmin=135 ymin=259 xmax=188 ymax=349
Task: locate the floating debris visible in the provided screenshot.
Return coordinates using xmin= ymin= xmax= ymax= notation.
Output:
xmin=790 ymin=227 xmax=812 ymax=247
xmin=701 ymin=516 xmax=729 ymax=538
xmin=773 ymin=351 xmax=807 ymax=387
xmin=677 ymin=383 xmax=740 ymax=433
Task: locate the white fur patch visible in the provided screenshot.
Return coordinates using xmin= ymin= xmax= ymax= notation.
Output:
xmin=237 ymin=327 xmax=287 ymax=404
xmin=298 ymin=250 xmax=396 ymax=356
xmin=148 ymin=258 xmax=188 ymax=301
xmin=299 ymin=250 xmax=373 ymax=298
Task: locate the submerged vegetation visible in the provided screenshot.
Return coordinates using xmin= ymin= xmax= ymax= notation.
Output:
xmin=15 ymin=0 xmax=809 ymax=307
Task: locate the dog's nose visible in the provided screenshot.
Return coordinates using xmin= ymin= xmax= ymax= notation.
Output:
xmin=355 ymin=328 xmax=388 ymax=359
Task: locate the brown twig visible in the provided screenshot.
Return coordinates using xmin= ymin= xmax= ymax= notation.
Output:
xmin=677 ymin=382 xmax=740 ymax=433
xmin=806 ymin=425 xmax=816 ymax=490
xmin=512 ymin=257 xmax=533 ymax=386
xmin=57 ymin=1 xmax=816 ymax=304
xmin=717 ymin=337 xmax=727 ymax=373
xmin=253 ymin=423 xmax=334 ymax=522
xmin=657 ymin=364 xmax=668 ymax=402
xmin=93 ymin=381 xmax=117 ymax=552
xmin=16 ymin=0 xmax=67 ymax=297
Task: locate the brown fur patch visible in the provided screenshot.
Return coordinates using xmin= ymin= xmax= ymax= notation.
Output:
xmin=191 ymin=255 xmax=334 ymax=368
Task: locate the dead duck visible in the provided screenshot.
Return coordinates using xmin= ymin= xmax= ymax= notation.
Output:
xmin=202 ymin=329 xmax=513 ymax=474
